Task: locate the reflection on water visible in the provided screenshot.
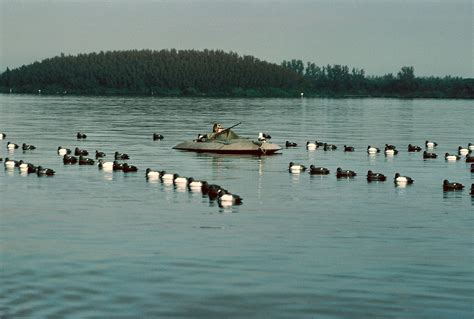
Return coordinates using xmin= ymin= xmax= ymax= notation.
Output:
xmin=1 ymin=95 xmax=473 ymax=318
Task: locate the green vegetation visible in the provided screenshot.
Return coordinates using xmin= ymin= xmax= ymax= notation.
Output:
xmin=282 ymin=60 xmax=473 ymax=98
xmin=0 ymin=49 xmax=472 ymax=98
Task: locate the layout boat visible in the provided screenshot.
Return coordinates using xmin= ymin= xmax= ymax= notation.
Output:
xmin=173 ymin=124 xmax=282 ymax=155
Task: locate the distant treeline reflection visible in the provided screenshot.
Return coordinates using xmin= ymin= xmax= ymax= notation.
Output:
xmin=0 ymin=49 xmax=472 ymax=98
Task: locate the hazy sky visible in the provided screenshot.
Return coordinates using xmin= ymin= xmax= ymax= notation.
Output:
xmin=0 ymin=0 xmax=472 ymax=77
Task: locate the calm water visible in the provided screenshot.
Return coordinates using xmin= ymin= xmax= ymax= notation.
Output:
xmin=0 ymin=95 xmax=473 ymax=318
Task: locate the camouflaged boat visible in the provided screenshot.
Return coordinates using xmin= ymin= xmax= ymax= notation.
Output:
xmin=173 ymin=128 xmax=282 ymax=155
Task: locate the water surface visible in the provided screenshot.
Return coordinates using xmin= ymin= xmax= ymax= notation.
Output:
xmin=0 ymin=95 xmax=473 ymax=318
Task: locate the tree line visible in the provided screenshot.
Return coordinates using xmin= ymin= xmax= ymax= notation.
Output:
xmin=0 ymin=49 xmax=472 ymax=98
xmin=282 ymin=60 xmax=473 ymax=98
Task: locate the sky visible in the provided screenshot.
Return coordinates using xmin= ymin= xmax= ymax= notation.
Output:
xmin=0 ymin=0 xmax=472 ymax=77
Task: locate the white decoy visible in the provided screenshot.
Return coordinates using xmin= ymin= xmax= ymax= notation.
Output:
xmin=4 ymin=158 xmax=18 ymax=169
xmin=161 ymin=173 xmax=178 ymax=182
xmin=0 ymin=133 xmax=6 ymax=140
xmin=384 ymin=147 xmax=398 ymax=155
xmin=458 ymin=146 xmax=470 ymax=156
xmin=145 ymin=168 xmax=163 ymax=179
xmin=394 ymin=173 xmax=414 ymax=184
xmin=289 ymin=162 xmax=306 ymax=173
xmin=57 ymin=146 xmax=71 ymax=156
xmin=306 ymin=141 xmax=317 ymax=150
xmin=445 ymin=153 xmax=460 ymax=161
xmin=98 ymin=159 xmax=114 ymax=171
xmin=7 ymin=142 xmax=19 ymax=150
xmin=174 ymin=176 xmax=190 ymax=185
xmin=425 ymin=140 xmax=438 ymax=148
xmin=367 ymin=146 xmax=380 ymax=154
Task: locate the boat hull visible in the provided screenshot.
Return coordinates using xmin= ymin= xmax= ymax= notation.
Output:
xmin=173 ymin=139 xmax=282 ymax=155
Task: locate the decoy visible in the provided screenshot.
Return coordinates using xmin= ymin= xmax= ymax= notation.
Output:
xmin=114 ymin=152 xmax=130 ymax=160
xmin=63 ymin=154 xmax=78 ymax=165
xmin=408 ymin=144 xmax=422 ymax=152
xmin=289 ymin=162 xmax=306 ymax=173
xmin=95 ymin=150 xmax=106 ymax=158
xmin=336 ymin=167 xmax=357 ymax=178
xmin=22 ymin=143 xmax=36 ymax=151
xmin=423 ymin=151 xmax=437 ymax=159
xmin=36 ymin=166 xmax=55 ymax=176
xmin=309 ymin=165 xmax=330 ymax=175
xmin=74 ymin=147 xmax=89 ymax=156
xmin=7 ymin=142 xmax=19 ymax=150
xmin=394 ymin=173 xmax=414 ymax=184
xmin=58 ymin=146 xmax=71 ymax=156
xmin=425 ymin=140 xmax=438 ymax=148
xmin=443 ymin=180 xmax=464 ymax=191
xmin=367 ymin=170 xmax=387 ymax=182
xmin=153 ymin=133 xmax=164 ymax=140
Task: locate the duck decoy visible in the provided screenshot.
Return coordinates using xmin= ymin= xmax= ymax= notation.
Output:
xmin=122 ymin=163 xmax=138 ymax=172
xmin=76 ymin=132 xmax=87 ymax=139
xmin=161 ymin=172 xmax=178 ymax=182
xmin=7 ymin=142 xmax=19 ymax=150
xmin=74 ymin=147 xmax=88 ymax=156
xmin=199 ymin=181 xmax=211 ymax=194
xmin=306 ymin=141 xmax=317 ymax=150
xmin=188 ymin=178 xmax=208 ymax=191
xmin=467 ymin=155 xmax=474 ymax=163
xmin=315 ymin=141 xmax=325 ymax=147
xmin=19 ymin=161 xmax=37 ymax=174
xmin=153 ymin=133 xmax=164 ymax=140
xmin=95 ymin=150 xmax=106 ymax=159
xmin=36 ymin=166 xmax=55 ymax=176
xmin=98 ymin=159 xmax=114 ymax=170
xmin=0 ymin=132 xmax=6 ymax=140
xmin=394 ymin=173 xmax=414 ymax=184
xmin=22 ymin=143 xmax=36 ymax=151
xmin=423 ymin=151 xmax=437 ymax=159
xmin=58 ymin=146 xmax=71 ymax=156
xmin=343 ymin=145 xmax=354 ymax=152
xmin=443 ymin=180 xmax=464 ymax=191
xmin=4 ymin=158 xmax=20 ymax=168
xmin=408 ymin=144 xmax=422 ymax=152
xmin=445 ymin=153 xmax=460 ymax=161
xmin=458 ymin=146 xmax=471 ymax=156
xmin=309 ymin=165 xmax=330 ymax=175
xmin=468 ymin=143 xmax=474 ymax=151
xmin=114 ymin=151 xmax=130 ymax=160
xmin=79 ymin=156 xmax=95 ymax=165
xmin=367 ymin=146 xmax=380 ymax=154
xmin=289 ymin=162 xmax=306 ymax=173
xmin=367 ymin=170 xmax=387 ymax=182
xmin=336 ymin=167 xmax=357 ymax=178
xmin=208 ymin=184 xmax=227 ymax=200
xmin=63 ymin=154 xmax=78 ymax=165
xmin=285 ymin=141 xmax=297 ymax=147
xmin=218 ymin=193 xmax=243 ymax=206
xmin=145 ymin=168 xmax=164 ymax=179
xmin=384 ymin=146 xmax=399 ymax=155
xmin=323 ymin=143 xmax=337 ymax=151
xmin=385 ymin=144 xmax=397 ymax=150
xmin=174 ymin=176 xmax=191 ymax=185
xmin=112 ymin=161 xmax=124 ymax=171
xmin=425 ymin=140 xmax=438 ymax=148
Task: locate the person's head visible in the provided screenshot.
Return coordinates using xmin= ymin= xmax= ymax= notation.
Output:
xmin=213 ymin=123 xmax=223 ymax=133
